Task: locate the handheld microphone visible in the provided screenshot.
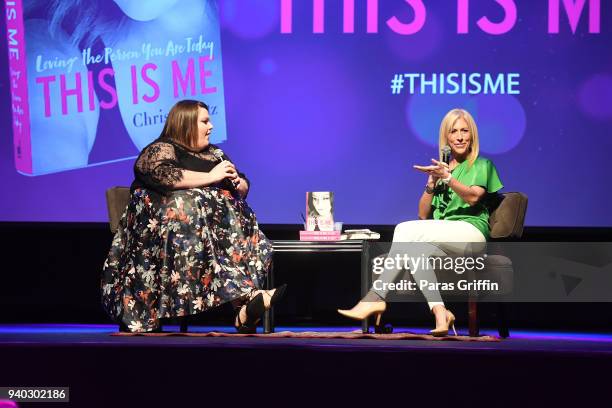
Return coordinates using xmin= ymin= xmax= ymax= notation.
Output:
xmin=441 ymin=145 xmax=451 ymax=165
xmin=212 ymin=148 xmax=224 ymax=162
xmin=440 ymin=145 xmax=452 ymax=191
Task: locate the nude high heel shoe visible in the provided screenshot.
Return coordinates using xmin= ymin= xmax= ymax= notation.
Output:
xmin=430 ymin=309 xmax=457 ymax=337
xmin=338 ymin=301 xmax=387 ymax=327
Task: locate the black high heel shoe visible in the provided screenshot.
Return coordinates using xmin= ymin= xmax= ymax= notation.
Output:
xmin=234 ymin=293 xmax=265 ymax=334
xmin=265 ymin=284 xmax=287 ymax=310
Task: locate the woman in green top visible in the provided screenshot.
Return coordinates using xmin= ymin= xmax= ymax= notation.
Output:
xmin=338 ymin=109 xmax=503 ymax=336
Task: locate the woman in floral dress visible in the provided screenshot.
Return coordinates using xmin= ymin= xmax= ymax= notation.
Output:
xmin=101 ymin=100 xmax=279 ymax=333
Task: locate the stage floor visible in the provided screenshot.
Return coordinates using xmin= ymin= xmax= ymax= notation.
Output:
xmin=2 ymin=324 xmax=612 ymax=355
xmin=2 ymin=324 xmax=611 ymax=406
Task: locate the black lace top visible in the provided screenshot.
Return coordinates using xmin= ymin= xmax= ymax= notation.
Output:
xmin=131 ymin=138 xmax=249 ymax=197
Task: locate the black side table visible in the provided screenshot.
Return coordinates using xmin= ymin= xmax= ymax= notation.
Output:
xmin=265 ymin=240 xmax=373 ymax=334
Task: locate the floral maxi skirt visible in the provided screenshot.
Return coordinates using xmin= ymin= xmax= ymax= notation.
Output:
xmin=101 ymin=188 xmax=273 ymax=332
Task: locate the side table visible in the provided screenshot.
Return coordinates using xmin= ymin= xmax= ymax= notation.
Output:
xmin=265 ymin=240 xmax=373 ymax=333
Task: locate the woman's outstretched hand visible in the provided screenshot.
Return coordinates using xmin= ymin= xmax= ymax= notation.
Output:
xmin=209 ymin=160 xmax=238 ymax=184
xmin=413 ymin=159 xmax=451 ymax=180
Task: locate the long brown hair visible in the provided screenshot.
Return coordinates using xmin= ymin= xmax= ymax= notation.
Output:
xmin=160 ymin=100 xmax=209 ymax=150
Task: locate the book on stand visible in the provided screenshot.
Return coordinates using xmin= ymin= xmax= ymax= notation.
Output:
xmin=305 ymin=191 xmax=334 ymax=231
xmin=301 ymin=191 xmax=339 ymax=240
xmin=299 ymin=230 xmax=341 ymax=241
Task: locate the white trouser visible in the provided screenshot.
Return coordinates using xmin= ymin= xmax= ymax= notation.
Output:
xmin=372 ymin=220 xmax=486 ymax=309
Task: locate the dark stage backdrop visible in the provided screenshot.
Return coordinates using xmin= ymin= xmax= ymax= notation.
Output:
xmin=1 ymin=0 xmax=611 ymax=226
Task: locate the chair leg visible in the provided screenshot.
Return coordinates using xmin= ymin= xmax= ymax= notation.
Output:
xmin=497 ymin=303 xmax=510 ymax=338
xmin=264 ymin=267 xmax=275 ymax=334
xmin=361 ymin=241 xmax=371 ymax=334
xmin=179 ymin=317 xmax=188 ymax=333
xmin=468 ymin=299 xmax=479 ymax=337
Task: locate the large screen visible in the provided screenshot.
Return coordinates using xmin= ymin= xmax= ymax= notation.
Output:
xmin=1 ymin=0 xmax=611 ymax=226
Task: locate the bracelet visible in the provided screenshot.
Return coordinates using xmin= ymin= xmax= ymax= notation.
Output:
xmin=440 ymin=173 xmax=452 ymax=185
xmin=424 ymin=184 xmax=435 ymax=194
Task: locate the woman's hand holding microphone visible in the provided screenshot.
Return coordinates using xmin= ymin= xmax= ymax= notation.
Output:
xmin=208 ymin=160 xmax=248 ymax=198
xmin=209 ymin=160 xmax=238 ymax=184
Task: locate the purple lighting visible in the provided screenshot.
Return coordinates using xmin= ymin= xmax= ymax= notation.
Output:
xmin=1 ymin=324 xmax=612 ymax=344
xmin=406 ymin=94 xmax=526 ymax=154
xmin=220 ymin=0 xmax=279 ymax=39
xmin=509 ymin=330 xmax=612 ymax=343
xmin=578 ymin=74 xmax=612 ymax=120
xmin=383 ymin=11 xmax=444 ymax=62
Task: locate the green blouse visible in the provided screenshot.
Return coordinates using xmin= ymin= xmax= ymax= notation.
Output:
xmin=431 ymin=157 xmax=503 ymax=239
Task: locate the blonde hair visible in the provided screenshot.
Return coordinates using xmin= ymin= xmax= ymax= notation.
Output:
xmin=438 ymin=109 xmax=479 ymax=167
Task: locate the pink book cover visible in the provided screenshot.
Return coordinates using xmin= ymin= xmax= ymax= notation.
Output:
xmin=299 ymin=231 xmax=341 ymax=241
xmin=305 ymin=191 xmax=334 ymax=231
xmin=5 ymin=0 xmax=31 ymax=174
xmin=4 ymin=0 xmax=227 ymax=176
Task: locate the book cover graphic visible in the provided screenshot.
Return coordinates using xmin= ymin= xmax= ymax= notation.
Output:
xmin=306 ymin=191 xmax=334 ymax=231
xmin=6 ymin=0 xmax=227 ymax=176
